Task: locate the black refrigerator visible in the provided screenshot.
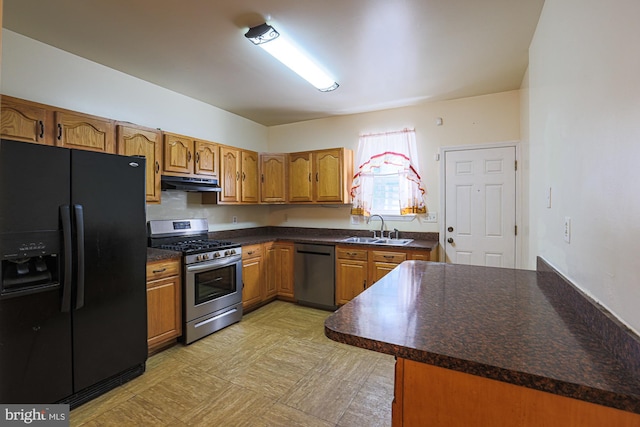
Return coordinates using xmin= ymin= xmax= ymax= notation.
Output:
xmin=0 ymin=139 xmax=148 ymax=407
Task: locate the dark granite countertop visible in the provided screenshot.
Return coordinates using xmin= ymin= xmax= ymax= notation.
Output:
xmin=146 ymin=247 xmax=181 ymax=262
xmin=208 ymin=226 xmax=439 ymax=252
xmin=147 ymin=226 xmax=438 ymax=263
xmin=324 ymin=260 xmax=640 ymax=414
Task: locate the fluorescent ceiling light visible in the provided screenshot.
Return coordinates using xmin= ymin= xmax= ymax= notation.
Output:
xmin=245 ymin=23 xmax=339 ymax=92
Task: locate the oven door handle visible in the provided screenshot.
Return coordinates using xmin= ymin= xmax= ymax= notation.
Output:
xmin=185 ymin=256 xmax=241 ymax=273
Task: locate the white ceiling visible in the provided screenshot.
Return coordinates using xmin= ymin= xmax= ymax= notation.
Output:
xmin=3 ymin=0 xmax=545 ymax=126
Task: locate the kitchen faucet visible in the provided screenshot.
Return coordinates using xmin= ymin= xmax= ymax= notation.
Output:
xmin=367 ymin=214 xmax=385 ymax=238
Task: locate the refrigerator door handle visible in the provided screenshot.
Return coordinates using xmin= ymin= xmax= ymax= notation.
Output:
xmin=74 ymin=204 xmax=86 ymax=310
xmin=60 ymin=205 xmax=73 ymax=312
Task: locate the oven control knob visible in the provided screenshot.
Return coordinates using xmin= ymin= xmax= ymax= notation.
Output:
xmin=203 ymin=253 xmax=209 ymax=260
xmin=229 ymin=249 xmax=236 ymax=255
xmin=195 ymin=255 xmax=202 ymax=261
xmin=214 ymin=252 xmax=221 ymax=258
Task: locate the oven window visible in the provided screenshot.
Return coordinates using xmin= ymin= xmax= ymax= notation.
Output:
xmin=194 ymin=264 xmax=236 ymax=306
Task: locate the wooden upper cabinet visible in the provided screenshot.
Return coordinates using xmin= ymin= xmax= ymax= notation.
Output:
xmin=241 ymin=150 xmax=259 ymax=203
xmin=289 ymin=148 xmax=353 ymax=204
xmin=163 ymin=132 xmax=193 ymax=175
xmin=1 ymin=96 xmax=52 ymax=145
xmin=219 ymin=146 xmax=241 ymax=203
xmin=116 ymin=123 xmax=162 ymax=204
xmin=288 ymin=151 xmax=313 ymax=202
xmin=55 ymin=110 xmax=116 ymax=153
xmin=314 ymin=148 xmax=345 ymax=202
xmin=217 ymin=146 xmax=259 ymax=204
xmin=260 ymin=153 xmax=288 ymax=203
xmin=162 ymin=132 xmax=219 ymax=179
xmin=194 ymin=140 xmax=218 ymax=177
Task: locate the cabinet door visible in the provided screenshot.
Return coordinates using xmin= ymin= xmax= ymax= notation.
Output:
xmin=1 ymin=96 xmax=52 ymax=145
xmin=265 ymin=242 xmax=294 ymax=299
xmin=55 ymin=111 xmax=116 ymax=153
xmin=369 ymin=250 xmax=407 ymax=285
xmin=117 ymin=123 xmax=162 ymax=203
xmin=147 ymin=275 xmax=182 ymax=350
xmin=242 ymin=255 xmax=263 ymax=309
xmin=194 ymin=140 xmax=218 ymax=177
xmin=288 ymin=151 xmax=313 ymax=202
xmin=314 ymin=148 xmax=344 ymax=202
xmin=241 ymin=150 xmax=260 ymax=203
xmin=260 ymin=153 xmax=287 ymax=203
xmin=276 ymin=242 xmax=295 ymax=298
xmin=336 ymin=258 xmax=368 ymax=305
xmin=163 ymin=132 xmax=194 ymax=175
xmin=264 ymin=243 xmax=279 ymax=299
xmin=220 ymin=146 xmax=241 ymax=203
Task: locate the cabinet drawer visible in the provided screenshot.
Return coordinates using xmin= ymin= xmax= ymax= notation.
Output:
xmin=146 ymin=259 xmax=181 ymax=282
xmin=336 ymin=247 xmax=368 ymax=261
xmin=371 ymin=250 xmax=407 ymax=264
xmin=242 ymin=243 xmax=263 ymax=259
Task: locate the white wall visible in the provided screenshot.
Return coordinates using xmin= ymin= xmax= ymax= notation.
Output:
xmin=527 ymin=0 xmax=640 ymax=334
xmin=1 ymin=29 xmax=271 ymax=230
xmin=268 ymin=91 xmax=521 ymax=235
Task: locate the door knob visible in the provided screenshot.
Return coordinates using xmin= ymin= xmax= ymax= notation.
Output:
xmin=447 ymin=226 xmax=454 ymax=232
xmin=447 ymin=237 xmax=454 ymax=244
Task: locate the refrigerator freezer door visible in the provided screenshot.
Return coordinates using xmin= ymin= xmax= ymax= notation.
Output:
xmin=0 ymin=140 xmax=73 ymax=403
xmin=70 ymin=150 xmax=147 ymax=392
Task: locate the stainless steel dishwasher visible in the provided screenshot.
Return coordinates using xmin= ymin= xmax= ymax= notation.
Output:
xmin=294 ymin=243 xmax=336 ymax=311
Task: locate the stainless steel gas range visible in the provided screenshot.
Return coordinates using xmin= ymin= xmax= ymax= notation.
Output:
xmin=147 ymin=218 xmax=242 ymax=344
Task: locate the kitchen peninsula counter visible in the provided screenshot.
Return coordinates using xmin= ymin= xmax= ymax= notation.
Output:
xmin=324 ymin=259 xmax=640 ymax=425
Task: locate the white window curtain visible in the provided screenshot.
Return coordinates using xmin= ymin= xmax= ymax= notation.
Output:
xmin=350 ymin=129 xmax=426 ymax=217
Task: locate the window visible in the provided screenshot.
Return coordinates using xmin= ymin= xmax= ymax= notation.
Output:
xmin=350 ymin=129 xmax=426 ymax=218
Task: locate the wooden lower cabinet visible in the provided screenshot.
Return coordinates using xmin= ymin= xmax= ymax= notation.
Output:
xmin=336 ymin=246 xmax=435 ymax=305
xmin=242 ymin=244 xmax=264 ymax=310
xmin=243 ymin=241 xmax=296 ymax=311
xmin=393 ymin=358 xmax=640 ymax=427
xmin=146 ymin=258 xmax=182 ymax=353
xmin=265 ymin=241 xmax=295 ymax=300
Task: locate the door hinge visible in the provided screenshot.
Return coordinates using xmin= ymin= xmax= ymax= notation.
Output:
xmin=515 ymin=225 xmax=518 ymax=236
xmin=515 ymin=160 xmax=518 ymax=171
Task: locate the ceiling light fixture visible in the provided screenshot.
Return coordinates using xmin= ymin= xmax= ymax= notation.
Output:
xmin=245 ymin=23 xmax=339 ymax=92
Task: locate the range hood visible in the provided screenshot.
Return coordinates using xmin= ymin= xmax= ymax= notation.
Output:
xmin=161 ymin=175 xmax=221 ymax=192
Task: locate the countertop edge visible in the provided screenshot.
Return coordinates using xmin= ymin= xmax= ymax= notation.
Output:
xmin=324 ymin=324 xmax=640 ymax=414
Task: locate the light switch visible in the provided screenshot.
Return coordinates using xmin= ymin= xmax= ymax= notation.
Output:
xmin=563 ymin=217 xmax=571 ymax=243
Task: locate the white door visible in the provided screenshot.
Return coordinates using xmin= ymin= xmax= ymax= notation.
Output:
xmin=444 ymin=146 xmax=516 ymax=267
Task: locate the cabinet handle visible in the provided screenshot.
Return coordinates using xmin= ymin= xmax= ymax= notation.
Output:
xmin=363 ymin=280 xmax=366 ymax=290
xmin=242 ymin=172 xmax=246 ymax=181
xmin=247 ymin=250 xmax=255 ymax=255
xmin=236 ymin=171 xmax=240 ymax=181
xmin=316 ymin=172 xmax=319 ymax=182
xmin=308 ymin=173 xmax=311 ymax=182
xmin=383 ymin=255 xmax=394 ymax=259
xmin=39 ymin=121 xmax=45 ymax=139
xmin=57 ymin=123 xmax=63 ymax=140
xmin=347 ymin=252 xmax=358 ymax=256
xmin=195 ymin=152 xmax=200 ymax=164
xmin=152 ymin=268 xmax=167 ymax=274
xmin=187 ymin=151 xmax=192 ymax=162
xmin=155 ymin=161 xmax=160 ymax=173
xmin=261 ymin=174 xmax=264 ymax=183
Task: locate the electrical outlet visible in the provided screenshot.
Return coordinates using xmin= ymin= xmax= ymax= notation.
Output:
xmin=563 ymin=217 xmax=571 ymax=243
xmin=425 ymin=212 xmax=437 ymax=223
xmin=232 ymin=216 xmax=237 ymax=224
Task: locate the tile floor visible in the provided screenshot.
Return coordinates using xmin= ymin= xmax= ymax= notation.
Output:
xmin=70 ymin=301 xmax=395 ymax=426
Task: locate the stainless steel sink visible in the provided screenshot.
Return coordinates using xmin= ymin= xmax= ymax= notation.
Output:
xmin=372 ymin=238 xmax=414 ymax=246
xmin=340 ymin=236 xmax=380 ymax=244
xmin=340 ymin=236 xmax=414 ymax=246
